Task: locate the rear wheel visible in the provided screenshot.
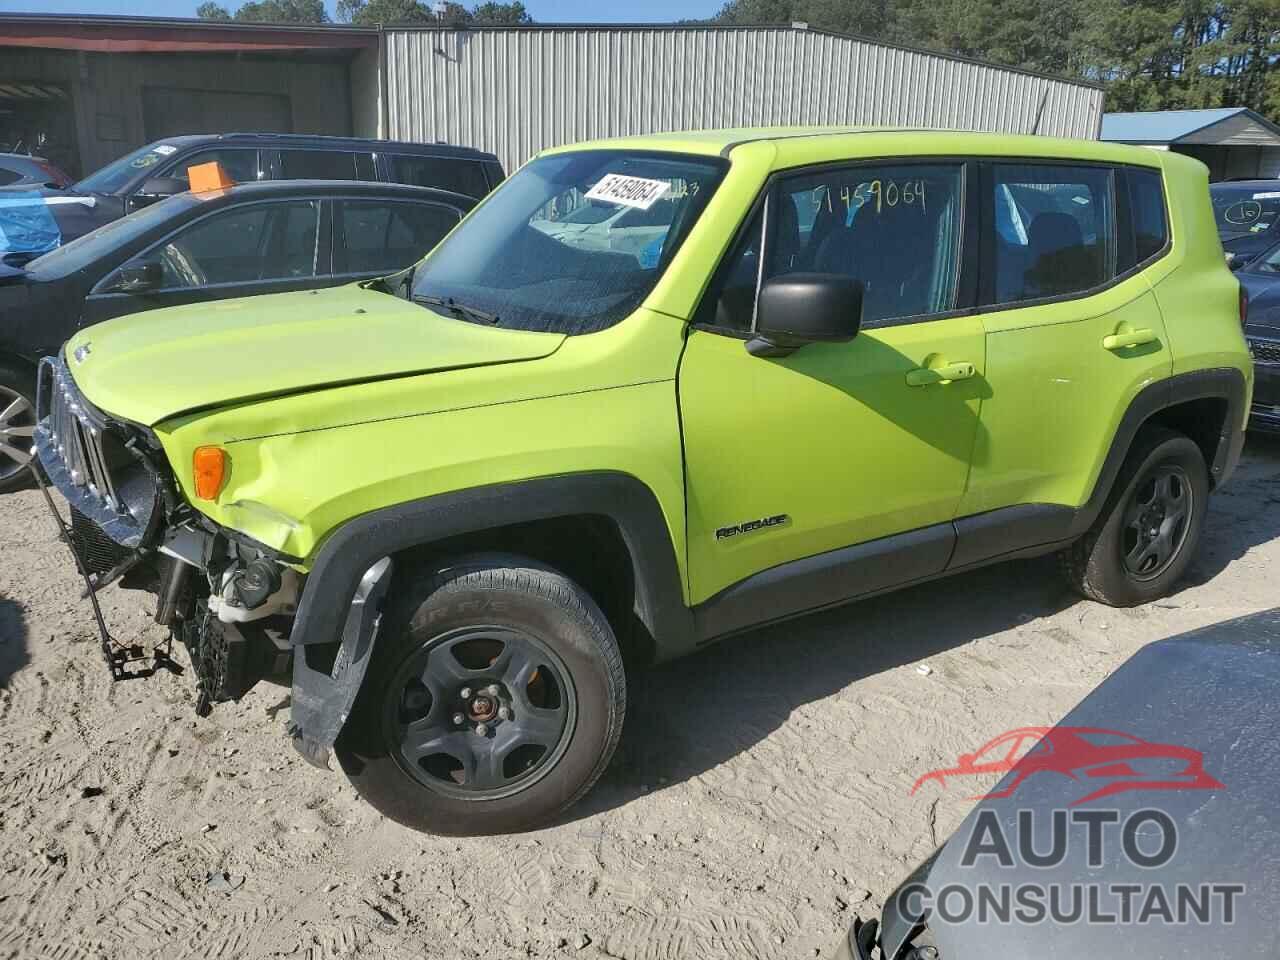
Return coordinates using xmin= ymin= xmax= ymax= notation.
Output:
xmin=0 ymin=362 xmax=37 ymax=494
xmin=336 ymin=554 xmax=625 ymax=835
xmin=1060 ymin=426 xmax=1209 ymax=606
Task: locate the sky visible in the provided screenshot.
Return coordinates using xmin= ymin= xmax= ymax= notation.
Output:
xmin=0 ymin=0 xmax=723 ymax=21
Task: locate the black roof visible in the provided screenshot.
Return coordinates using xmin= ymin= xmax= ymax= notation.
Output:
xmin=151 ymin=132 xmax=498 ymax=163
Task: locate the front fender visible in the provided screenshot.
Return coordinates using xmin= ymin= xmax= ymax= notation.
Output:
xmin=286 ymin=472 xmax=695 ymax=660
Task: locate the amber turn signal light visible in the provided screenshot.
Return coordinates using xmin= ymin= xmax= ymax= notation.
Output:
xmin=193 ymin=446 xmax=228 ymax=500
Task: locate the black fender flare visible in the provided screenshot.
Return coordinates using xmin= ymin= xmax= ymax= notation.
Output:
xmin=288 ymin=471 xmax=695 ymax=659
xmin=1069 ymin=366 xmax=1248 ymax=538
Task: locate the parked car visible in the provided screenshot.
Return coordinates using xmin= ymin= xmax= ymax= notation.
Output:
xmin=0 ymin=178 xmax=475 ymax=491
xmin=1209 ymin=179 xmax=1280 ymax=267
xmin=0 ymin=152 xmax=74 ymax=190
xmin=32 ymin=129 xmax=1251 ymax=835
xmin=1230 ymin=240 xmax=1280 ymax=433
xmin=839 ymin=608 xmax=1280 ymax=959
xmin=0 ymin=133 xmax=501 ymax=262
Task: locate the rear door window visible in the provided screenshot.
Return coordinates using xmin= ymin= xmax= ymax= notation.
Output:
xmin=280 ymin=150 xmax=376 ymax=181
xmin=387 ymin=155 xmax=491 ymax=199
xmin=334 ymin=199 xmax=462 ymax=275
xmin=987 ymin=164 xmax=1115 ymax=305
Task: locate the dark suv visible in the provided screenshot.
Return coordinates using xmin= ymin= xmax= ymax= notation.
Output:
xmin=0 ymin=133 xmax=502 ymax=260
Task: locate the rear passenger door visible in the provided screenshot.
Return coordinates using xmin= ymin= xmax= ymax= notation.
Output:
xmin=83 ymin=198 xmax=329 ymax=325
xmin=957 ymin=162 xmax=1174 ymax=544
xmin=331 ymin=198 xmax=465 ymax=281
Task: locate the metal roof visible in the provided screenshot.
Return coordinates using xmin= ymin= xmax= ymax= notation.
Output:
xmin=1101 ymin=108 xmax=1280 ymax=146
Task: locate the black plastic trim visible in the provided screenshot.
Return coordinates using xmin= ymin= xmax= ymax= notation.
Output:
xmin=1070 ymin=367 xmax=1247 ymax=538
xmin=950 ymin=503 xmax=1076 ymax=569
xmin=693 ymin=521 xmax=955 ymax=642
xmin=288 ymin=472 xmax=696 ymax=661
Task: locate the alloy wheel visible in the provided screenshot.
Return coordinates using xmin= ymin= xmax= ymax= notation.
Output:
xmin=1121 ymin=463 xmax=1193 ymax=582
xmin=386 ymin=626 xmax=577 ymax=800
xmin=0 ymin=386 xmax=36 ymax=483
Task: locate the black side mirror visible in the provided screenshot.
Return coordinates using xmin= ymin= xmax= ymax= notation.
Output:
xmin=746 ymin=273 xmax=863 ymax=358
xmin=128 ymin=176 xmax=187 ymax=210
xmin=116 ymin=258 xmax=163 ymax=293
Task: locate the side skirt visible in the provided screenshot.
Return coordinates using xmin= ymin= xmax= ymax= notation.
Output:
xmin=692 ymin=503 xmax=1074 ymax=646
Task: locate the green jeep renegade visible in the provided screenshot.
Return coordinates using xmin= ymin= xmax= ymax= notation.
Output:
xmin=34 ymin=128 xmax=1252 ymax=834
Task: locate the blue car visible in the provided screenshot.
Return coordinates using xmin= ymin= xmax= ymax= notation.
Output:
xmin=1233 ymin=239 xmax=1280 ymax=432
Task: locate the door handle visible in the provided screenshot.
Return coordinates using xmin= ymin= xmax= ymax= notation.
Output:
xmin=905 ymin=361 xmax=976 ymax=387
xmin=1102 ymin=328 xmax=1157 ymax=350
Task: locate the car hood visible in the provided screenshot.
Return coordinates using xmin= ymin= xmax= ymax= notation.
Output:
xmin=64 ymin=284 xmax=566 ymax=426
xmin=918 ymin=610 xmax=1280 ymax=959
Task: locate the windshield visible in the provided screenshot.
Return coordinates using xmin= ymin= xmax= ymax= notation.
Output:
xmin=75 ymin=143 xmax=183 ymax=195
xmin=25 ymin=192 xmax=200 ymax=278
xmin=1210 ymin=184 xmax=1280 ymax=239
xmin=410 ymin=150 xmax=726 ymax=335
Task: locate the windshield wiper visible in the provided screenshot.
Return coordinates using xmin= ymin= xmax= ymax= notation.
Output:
xmin=413 ymin=294 xmax=500 ymax=325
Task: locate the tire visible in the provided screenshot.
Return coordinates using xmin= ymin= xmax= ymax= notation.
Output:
xmin=0 ymin=360 xmax=38 ymax=495
xmin=1060 ymin=426 xmax=1209 ymax=606
xmin=335 ymin=553 xmax=626 ymax=835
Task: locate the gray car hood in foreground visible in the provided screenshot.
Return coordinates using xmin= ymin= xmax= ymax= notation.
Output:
xmin=923 ymin=609 xmax=1280 ymax=959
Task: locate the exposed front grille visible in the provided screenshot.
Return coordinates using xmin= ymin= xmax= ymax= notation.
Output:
xmin=35 ymin=356 xmax=159 ymax=549
xmin=70 ymin=506 xmax=134 ymax=577
xmin=39 ymin=357 xmax=122 ymax=511
xmin=1249 ymin=337 xmax=1280 ymax=366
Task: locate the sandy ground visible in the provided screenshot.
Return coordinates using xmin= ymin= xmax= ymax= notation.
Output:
xmin=0 ymin=435 xmax=1277 ymax=960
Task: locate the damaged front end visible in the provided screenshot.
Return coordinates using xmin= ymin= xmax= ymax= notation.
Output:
xmin=32 ymin=355 xmax=390 ymax=764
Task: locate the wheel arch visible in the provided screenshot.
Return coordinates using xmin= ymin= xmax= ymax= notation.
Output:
xmin=288 ymin=471 xmax=695 ymax=665
xmin=1074 ymin=367 xmax=1247 ymax=537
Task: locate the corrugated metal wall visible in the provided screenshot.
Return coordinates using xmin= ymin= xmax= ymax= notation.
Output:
xmin=384 ymin=25 xmax=1105 ymax=172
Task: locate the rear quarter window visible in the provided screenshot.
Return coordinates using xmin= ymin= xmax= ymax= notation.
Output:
xmin=1123 ymin=168 xmax=1169 ymax=270
xmin=388 ymin=155 xmax=490 ymax=199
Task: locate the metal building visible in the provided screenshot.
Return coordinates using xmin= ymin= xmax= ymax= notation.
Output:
xmin=379 ymin=24 xmax=1105 ymax=173
xmin=0 ymin=15 xmax=1104 ymax=181
xmin=1101 ymin=108 xmax=1280 ymax=181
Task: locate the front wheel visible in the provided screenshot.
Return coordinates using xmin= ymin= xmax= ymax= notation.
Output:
xmin=1060 ymin=426 xmax=1209 ymax=606
xmin=336 ymin=554 xmax=626 ymax=835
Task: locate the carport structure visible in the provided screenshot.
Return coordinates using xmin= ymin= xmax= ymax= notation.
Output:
xmin=0 ymin=14 xmax=378 ymax=179
xmin=1101 ymin=107 xmax=1280 ymax=181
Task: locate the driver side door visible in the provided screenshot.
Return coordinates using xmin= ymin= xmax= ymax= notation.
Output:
xmin=679 ymin=160 xmax=986 ymax=636
xmin=82 ymin=198 xmax=329 ymax=326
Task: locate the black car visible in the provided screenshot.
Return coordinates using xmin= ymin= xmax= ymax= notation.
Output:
xmin=841 ymin=609 xmax=1280 ymax=959
xmin=1210 ymin=179 xmax=1280 ymax=267
xmin=0 ymin=133 xmax=502 ymax=262
xmin=0 ymin=152 xmax=74 ymax=190
xmin=0 ymin=178 xmax=475 ymax=491
xmin=1232 ymin=243 xmax=1280 ymax=433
